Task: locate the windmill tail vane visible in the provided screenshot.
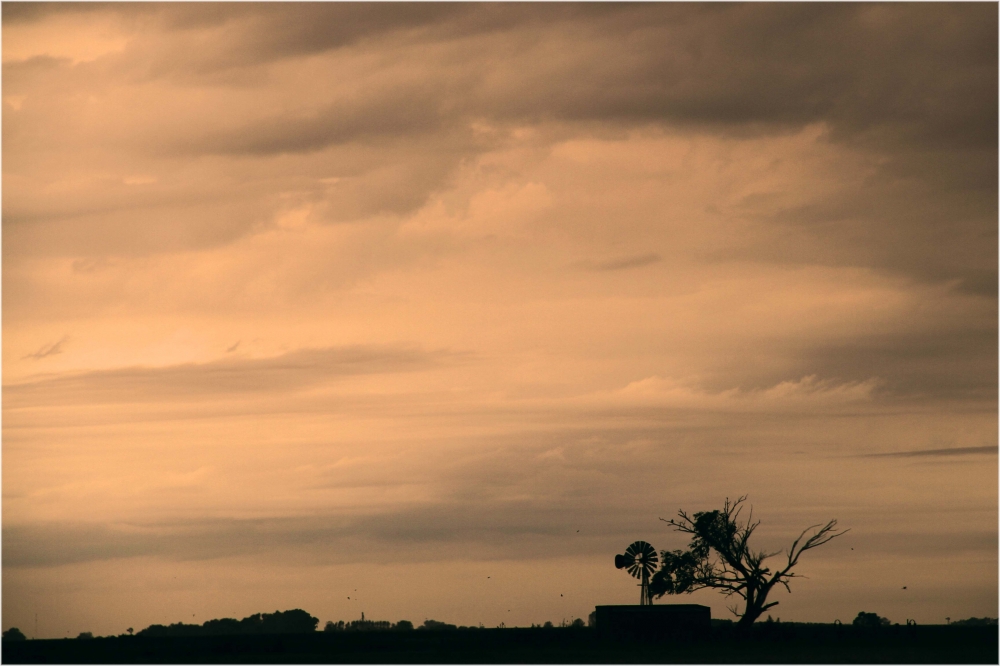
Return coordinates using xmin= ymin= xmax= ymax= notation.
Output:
xmin=615 ymin=540 xmax=658 ymax=605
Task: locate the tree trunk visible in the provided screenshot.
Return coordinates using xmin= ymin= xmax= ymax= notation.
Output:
xmin=738 ymin=606 xmax=766 ymax=626
xmin=737 ymin=585 xmax=768 ymax=626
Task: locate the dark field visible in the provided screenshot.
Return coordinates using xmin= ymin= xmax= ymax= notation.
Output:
xmin=3 ymin=624 xmax=997 ymax=664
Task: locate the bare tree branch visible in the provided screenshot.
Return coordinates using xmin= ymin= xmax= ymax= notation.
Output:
xmin=650 ymin=496 xmax=848 ymax=626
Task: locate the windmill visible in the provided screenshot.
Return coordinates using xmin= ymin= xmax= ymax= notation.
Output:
xmin=615 ymin=541 xmax=658 ymax=605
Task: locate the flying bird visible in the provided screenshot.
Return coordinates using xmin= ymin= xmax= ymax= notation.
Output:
xmin=902 ymin=586 xmax=907 ymax=590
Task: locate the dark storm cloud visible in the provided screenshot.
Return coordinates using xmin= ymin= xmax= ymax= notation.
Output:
xmin=18 ymin=3 xmax=984 ymax=156
xmin=99 ymin=2 xmax=994 ymax=291
xmin=6 ymin=4 xmax=994 ymax=277
xmin=721 ymin=165 xmax=997 ymax=295
xmin=0 ymin=501 xmax=729 ymax=567
xmin=683 ymin=309 xmax=995 ymax=402
xmin=187 ymin=89 xmax=446 ymax=157
xmin=796 ymin=327 xmax=997 ymax=402
xmin=3 ymin=423 xmax=777 ymax=568
xmin=0 ymin=2 xmax=461 ymax=43
xmin=108 ymin=4 xmax=620 ymax=74
xmin=1 ymin=2 xmax=115 ymax=23
xmin=7 ymin=502 xmax=995 ymax=569
xmin=577 ymin=253 xmax=662 ymax=272
xmin=21 ymin=336 xmax=69 ymax=361
xmin=226 ymin=5 xmax=993 ymax=148
xmin=4 ymin=345 xmax=455 ymax=406
xmin=864 ymin=446 xmax=998 ymax=459
xmin=1 ymin=504 xmax=622 ymax=568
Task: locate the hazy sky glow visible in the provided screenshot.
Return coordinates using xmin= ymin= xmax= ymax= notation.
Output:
xmin=3 ymin=3 xmax=997 ymax=637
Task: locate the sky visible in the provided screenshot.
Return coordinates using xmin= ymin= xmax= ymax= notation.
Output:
xmin=2 ymin=3 xmax=997 ymax=638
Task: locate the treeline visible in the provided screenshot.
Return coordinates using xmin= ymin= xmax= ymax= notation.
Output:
xmin=850 ymin=613 xmax=999 ymax=628
xmin=137 ymin=609 xmax=318 ymax=637
xmin=6 ymin=613 xmax=995 ymax=642
xmin=324 ymin=619 xmax=476 ymax=631
xmin=324 ymin=618 xmax=587 ymax=631
xmin=138 ymin=612 xmax=452 ymax=637
xmin=323 ymin=619 xmax=412 ymax=632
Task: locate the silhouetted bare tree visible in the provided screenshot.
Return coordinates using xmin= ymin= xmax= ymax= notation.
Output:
xmin=649 ymin=496 xmax=846 ymax=626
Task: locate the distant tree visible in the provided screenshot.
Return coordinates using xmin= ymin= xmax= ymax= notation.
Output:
xmin=240 ymin=613 xmax=264 ymax=633
xmin=951 ymin=617 xmax=998 ymax=626
xmin=346 ymin=618 xmax=390 ymax=631
xmin=126 ymin=627 xmax=134 ymax=636
xmin=853 ymin=612 xmax=890 ymax=628
xmin=135 ymin=625 xmax=162 ymax=637
xmin=2 ymin=627 xmax=26 ymax=641
xmin=324 ymin=620 xmax=343 ymax=632
xmin=260 ymin=609 xmax=319 ymax=633
xmin=234 ymin=610 xmax=318 ymax=634
xmin=201 ymin=618 xmax=242 ymax=635
xmin=138 ymin=610 xmax=320 ymax=637
xmin=649 ymin=496 xmax=847 ymax=627
xmin=420 ymin=619 xmax=457 ymax=630
xmin=570 ymin=618 xmax=586 ymax=628
xmin=77 ymin=632 xmax=95 ymax=639
xmin=393 ymin=620 xmax=414 ymax=631
xmin=136 ymin=622 xmax=200 ymax=637
xmin=543 ymin=621 xmax=554 ymax=629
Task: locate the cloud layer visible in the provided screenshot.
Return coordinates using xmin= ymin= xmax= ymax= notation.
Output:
xmin=3 ymin=3 xmax=996 ymax=637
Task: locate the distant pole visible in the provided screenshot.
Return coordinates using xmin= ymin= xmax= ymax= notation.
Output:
xmin=35 ymin=613 xmax=38 ymax=639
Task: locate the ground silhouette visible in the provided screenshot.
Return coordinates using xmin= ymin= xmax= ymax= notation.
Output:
xmin=3 ymin=620 xmax=996 ymax=663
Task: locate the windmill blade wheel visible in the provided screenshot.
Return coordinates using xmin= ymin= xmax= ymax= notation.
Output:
xmin=624 ymin=541 xmax=658 ymax=578
xmin=620 ymin=540 xmax=658 ymax=605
